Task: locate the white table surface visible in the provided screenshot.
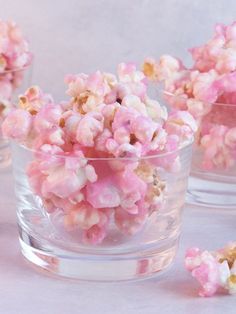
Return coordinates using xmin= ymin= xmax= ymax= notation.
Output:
xmin=0 ymin=165 xmax=235 ymax=314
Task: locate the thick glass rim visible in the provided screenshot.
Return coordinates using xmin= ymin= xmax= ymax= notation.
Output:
xmin=12 ymin=137 xmax=194 ymax=161
xmin=163 ymin=90 xmax=236 ymax=108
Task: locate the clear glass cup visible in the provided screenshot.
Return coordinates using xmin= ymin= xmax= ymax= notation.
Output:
xmin=0 ymin=65 xmax=32 ymax=168
xmin=188 ymin=102 xmax=236 ymax=208
xmin=163 ymin=92 xmax=236 ymax=209
xmin=11 ymin=140 xmax=192 ymax=281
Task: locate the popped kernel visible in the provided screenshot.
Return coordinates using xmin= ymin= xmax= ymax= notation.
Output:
xmin=185 ymin=242 xmax=236 ymax=297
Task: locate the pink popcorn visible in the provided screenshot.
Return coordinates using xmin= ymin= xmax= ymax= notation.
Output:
xmin=86 ymin=176 xmax=121 ymax=208
xmin=2 ymin=108 xmax=32 ymax=141
xmin=117 ymin=62 xmax=146 ymax=87
xmin=34 ymin=103 xmax=62 ymax=133
xmin=86 ymin=71 xmax=111 ymax=97
xmin=201 ymin=125 xmax=235 ymax=170
xmin=117 ymin=62 xmax=147 ymax=100
xmin=143 ymin=21 xmax=236 ymax=171
xmin=165 ymin=111 xmax=197 ymax=141
xmin=76 ymin=112 xmax=104 ymax=147
xmin=186 ymin=249 xmax=221 ymax=297
xmin=190 ymin=22 xmax=236 ymax=74
xmin=0 ymin=20 xmax=32 ymax=71
xmin=0 ymin=20 xmax=32 ymax=124
xmin=113 ymin=142 xmax=142 ymax=159
xmin=65 ymin=203 xmax=105 ymax=230
xmin=122 ymin=94 xmax=147 ymax=115
xmin=86 ymin=167 xmax=146 ymax=212
xmin=191 ymin=70 xmax=219 ymax=103
xmin=112 ymin=106 xmax=139 ymax=131
xmin=130 ymin=115 xmax=157 ymax=144
xmin=19 ymin=86 xmax=53 ymax=114
xmin=65 ymin=73 xmax=88 ymax=98
xmin=185 ymin=243 xmax=236 ymax=297
xmin=28 ymin=149 xmax=97 ymax=203
xmin=117 ymin=168 xmax=147 ymax=209
xmin=63 ymin=111 xmax=81 ymax=141
xmin=83 ymin=224 xmax=107 ymax=245
xmin=64 ymin=204 xmax=110 ymax=245
xmin=114 ymin=200 xmax=148 ymax=235
xmin=32 ymin=126 xmax=65 ymax=149
xmin=186 ymin=98 xmax=212 ymax=120
xmin=3 ymin=61 xmax=194 ymax=245
xmin=143 ymin=55 xmax=182 ymax=82
xmin=95 ymin=128 xmax=112 ymax=153
xmin=144 ymin=97 xmax=168 ymax=123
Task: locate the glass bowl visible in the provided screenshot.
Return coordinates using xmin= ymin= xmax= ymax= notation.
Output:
xmin=163 ymin=91 xmax=236 ymax=209
xmin=11 ymin=140 xmax=192 ymax=281
xmin=0 ymin=65 xmax=32 ymax=168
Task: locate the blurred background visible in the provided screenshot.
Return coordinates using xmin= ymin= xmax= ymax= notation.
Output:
xmin=1 ymin=0 xmax=235 ymax=99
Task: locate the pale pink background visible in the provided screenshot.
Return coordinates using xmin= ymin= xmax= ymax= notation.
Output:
xmin=1 ymin=0 xmax=236 ymax=99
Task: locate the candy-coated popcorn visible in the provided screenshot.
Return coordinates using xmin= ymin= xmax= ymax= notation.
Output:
xmin=114 ymin=201 xmax=149 ymax=235
xmin=86 ymin=176 xmax=121 ymax=208
xmin=2 ymin=108 xmax=32 ymax=140
xmin=34 ymin=103 xmax=62 ymax=132
xmin=200 ymin=125 xmax=236 ymax=170
xmin=0 ymin=20 xmax=32 ymax=123
xmin=2 ymin=62 xmax=194 ymax=244
xmin=165 ymin=111 xmax=197 ymax=142
xmin=145 ymin=97 xmax=168 ymax=123
xmin=76 ymin=112 xmax=104 ymax=147
xmin=0 ymin=20 xmax=32 ymax=71
xmin=144 ymin=21 xmax=236 ymax=170
xmin=185 ymin=243 xmax=236 ymax=297
xmin=19 ymin=86 xmax=53 ymax=115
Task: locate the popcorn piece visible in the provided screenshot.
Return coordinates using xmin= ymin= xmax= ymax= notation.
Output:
xmin=2 ymin=108 xmax=32 ymax=141
xmin=165 ymin=111 xmax=197 ymax=142
xmin=185 ymin=242 xmax=236 ymax=297
xmin=0 ymin=20 xmax=32 ymax=122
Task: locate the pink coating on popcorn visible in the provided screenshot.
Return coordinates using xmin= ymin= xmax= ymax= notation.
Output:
xmin=86 ymin=176 xmax=121 ymax=208
xmin=76 ymin=112 xmax=104 ymax=147
xmin=185 ymin=243 xmax=236 ymax=297
xmin=19 ymin=86 xmax=53 ymax=114
xmin=0 ymin=20 xmax=32 ymax=121
xmin=185 ymin=248 xmax=220 ymax=297
xmin=34 ymin=103 xmax=62 ymax=133
xmin=0 ymin=20 xmax=32 ymax=72
xmin=200 ymin=125 xmax=236 ymax=170
xmin=114 ymin=202 xmax=148 ymax=235
xmin=165 ymin=111 xmax=197 ymax=142
xmin=2 ymin=62 xmax=194 ymax=245
xmin=144 ymin=21 xmax=236 ymax=171
xmin=2 ymin=108 xmax=32 ymax=140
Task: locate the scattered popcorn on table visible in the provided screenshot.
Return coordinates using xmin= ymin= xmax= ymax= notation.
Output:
xmin=185 ymin=243 xmax=236 ymax=297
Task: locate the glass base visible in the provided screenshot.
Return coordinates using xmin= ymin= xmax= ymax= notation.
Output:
xmin=19 ymin=225 xmax=178 ymax=282
xmin=187 ymin=174 xmax=236 ymax=209
xmin=0 ymin=140 xmax=11 ymax=169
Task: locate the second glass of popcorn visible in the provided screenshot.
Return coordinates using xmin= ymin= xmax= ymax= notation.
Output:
xmin=0 ymin=20 xmax=32 ymax=168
